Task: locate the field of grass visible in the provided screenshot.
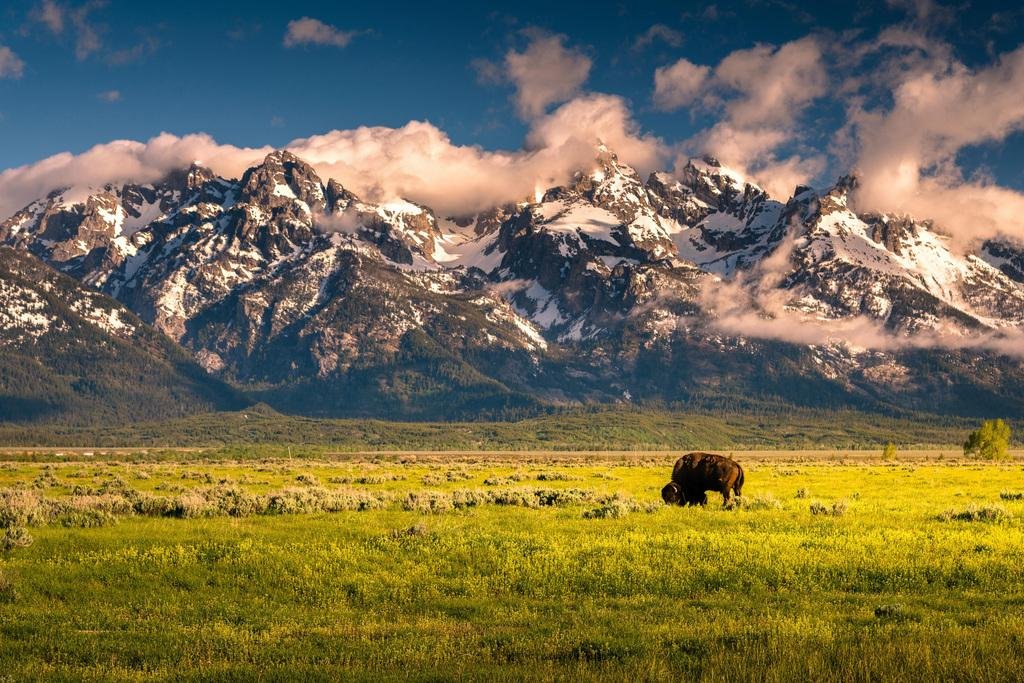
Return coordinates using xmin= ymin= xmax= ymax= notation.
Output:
xmin=2 ymin=450 xmax=1024 ymax=681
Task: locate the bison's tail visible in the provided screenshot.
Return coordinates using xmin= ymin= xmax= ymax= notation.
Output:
xmin=734 ymin=465 xmax=744 ymax=497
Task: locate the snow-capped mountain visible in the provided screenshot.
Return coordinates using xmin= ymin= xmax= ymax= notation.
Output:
xmin=0 ymin=246 xmax=242 ymax=423
xmin=4 ymin=145 xmax=1024 ymax=421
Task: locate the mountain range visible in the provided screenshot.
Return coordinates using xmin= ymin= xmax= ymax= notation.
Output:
xmin=3 ymin=144 xmax=1024 ymax=424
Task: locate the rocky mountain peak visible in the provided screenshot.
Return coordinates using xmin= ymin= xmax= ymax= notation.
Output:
xmin=239 ymin=150 xmax=327 ymax=213
xmin=156 ymin=163 xmax=216 ymax=194
xmin=325 ymin=178 xmax=356 ymax=213
xmin=677 ymin=157 xmax=760 ymax=211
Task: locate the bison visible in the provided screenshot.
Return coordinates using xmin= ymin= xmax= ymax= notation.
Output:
xmin=661 ymin=452 xmax=744 ymax=506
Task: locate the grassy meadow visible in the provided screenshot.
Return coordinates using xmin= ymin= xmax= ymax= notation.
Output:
xmin=2 ymin=450 xmax=1024 ymax=681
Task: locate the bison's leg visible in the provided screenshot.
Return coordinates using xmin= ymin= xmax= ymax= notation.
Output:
xmin=720 ymin=485 xmax=732 ymax=506
xmin=685 ymin=489 xmax=708 ymax=506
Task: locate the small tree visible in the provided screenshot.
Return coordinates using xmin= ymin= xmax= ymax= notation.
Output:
xmin=963 ymin=419 xmax=1012 ymax=460
xmin=882 ymin=442 xmax=898 ymax=461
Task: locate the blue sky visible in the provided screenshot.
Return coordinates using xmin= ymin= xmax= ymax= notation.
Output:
xmin=2 ymin=0 xmax=1024 ymax=236
xmin=0 ymin=1 xmax=1019 ymax=171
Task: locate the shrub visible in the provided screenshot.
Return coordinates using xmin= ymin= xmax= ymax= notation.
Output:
xmin=168 ymin=492 xmax=217 ymax=519
xmin=582 ymin=494 xmax=642 ymax=519
xmin=882 ymin=442 xmax=898 ymax=461
xmin=963 ymin=419 xmax=1012 ymax=460
xmin=999 ymin=491 xmax=1024 ymax=501
xmin=483 ymin=472 xmax=529 ymax=486
xmin=450 ymin=489 xmax=491 ymax=509
xmin=536 ymin=472 xmax=582 ymax=482
xmin=295 ymin=474 xmax=320 ymax=487
xmin=330 ymin=474 xmax=403 ymax=485
xmin=67 ymin=493 xmax=136 ymax=516
xmin=728 ymin=494 xmax=783 ymax=511
xmin=939 ymin=505 xmax=1012 ymax=523
xmin=324 ymin=488 xmax=388 ymax=512
xmin=390 ymin=522 xmax=429 ymax=538
xmin=57 ymin=509 xmax=117 ymax=528
xmin=205 ymin=486 xmax=263 ymax=517
xmin=32 ymin=471 xmax=60 ymax=489
xmin=421 ymin=471 xmax=472 ymax=485
xmin=488 ymin=488 xmax=539 ymax=507
xmin=264 ymin=486 xmax=383 ymax=515
xmin=133 ymin=494 xmax=178 ymax=517
xmin=402 ymin=491 xmax=454 ymax=514
xmin=0 ymin=489 xmax=51 ymax=528
xmin=810 ymin=500 xmax=848 ymax=517
xmin=1 ymin=527 xmax=33 ymax=551
xmin=534 ymin=488 xmax=592 ymax=507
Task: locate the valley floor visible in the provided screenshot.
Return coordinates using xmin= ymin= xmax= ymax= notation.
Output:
xmin=2 ymin=451 xmax=1024 ymax=681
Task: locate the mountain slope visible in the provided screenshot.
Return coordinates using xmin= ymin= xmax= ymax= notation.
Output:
xmin=0 ymin=246 xmax=245 ymax=424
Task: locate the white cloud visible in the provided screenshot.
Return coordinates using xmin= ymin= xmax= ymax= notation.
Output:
xmin=283 ymin=17 xmax=357 ymax=49
xmin=0 ymin=95 xmax=666 ymax=219
xmin=30 ymin=1 xmax=157 ymax=64
xmin=697 ymin=218 xmax=1024 ymax=356
xmin=503 ymin=31 xmax=592 ymax=119
xmin=97 ymin=89 xmax=120 ymax=102
xmin=633 ymin=24 xmax=684 ymax=51
xmin=713 ymin=38 xmax=827 ymax=128
xmin=313 ymin=208 xmax=362 ymax=234
xmin=69 ymin=3 xmax=102 ymax=60
xmin=849 ymin=44 xmax=1024 ymax=243
xmin=655 ymin=37 xmax=828 ymax=195
xmin=32 ymin=0 xmax=65 ymax=34
xmin=0 ymin=134 xmax=272 ymax=220
xmin=526 ymin=94 xmax=668 ymax=177
xmin=653 ymin=58 xmax=710 ymax=110
xmin=0 ymin=46 xmax=25 ymax=79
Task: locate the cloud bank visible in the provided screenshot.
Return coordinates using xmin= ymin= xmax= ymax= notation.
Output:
xmin=0 ymin=94 xmax=664 ymax=219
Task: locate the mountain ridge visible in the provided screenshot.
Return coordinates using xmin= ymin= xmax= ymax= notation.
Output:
xmin=3 ymin=144 xmax=1024 ymax=423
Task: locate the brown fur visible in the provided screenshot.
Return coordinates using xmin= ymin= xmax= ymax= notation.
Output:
xmin=661 ymin=452 xmax=744 ymax=506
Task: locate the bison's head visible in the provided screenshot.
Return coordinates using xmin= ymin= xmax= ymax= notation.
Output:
xmin=661 ymin=482 xmax=682 ymax=505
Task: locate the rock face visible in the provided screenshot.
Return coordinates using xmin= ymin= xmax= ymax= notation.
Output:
xmin=4 ymin=145 xmax=1024 ymax=420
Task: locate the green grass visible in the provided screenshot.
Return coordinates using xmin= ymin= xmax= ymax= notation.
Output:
xmin=2 ymin=454 xmax=1024 ymax=680
xmin=0 ymin=404 xmax=992 ymax=450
